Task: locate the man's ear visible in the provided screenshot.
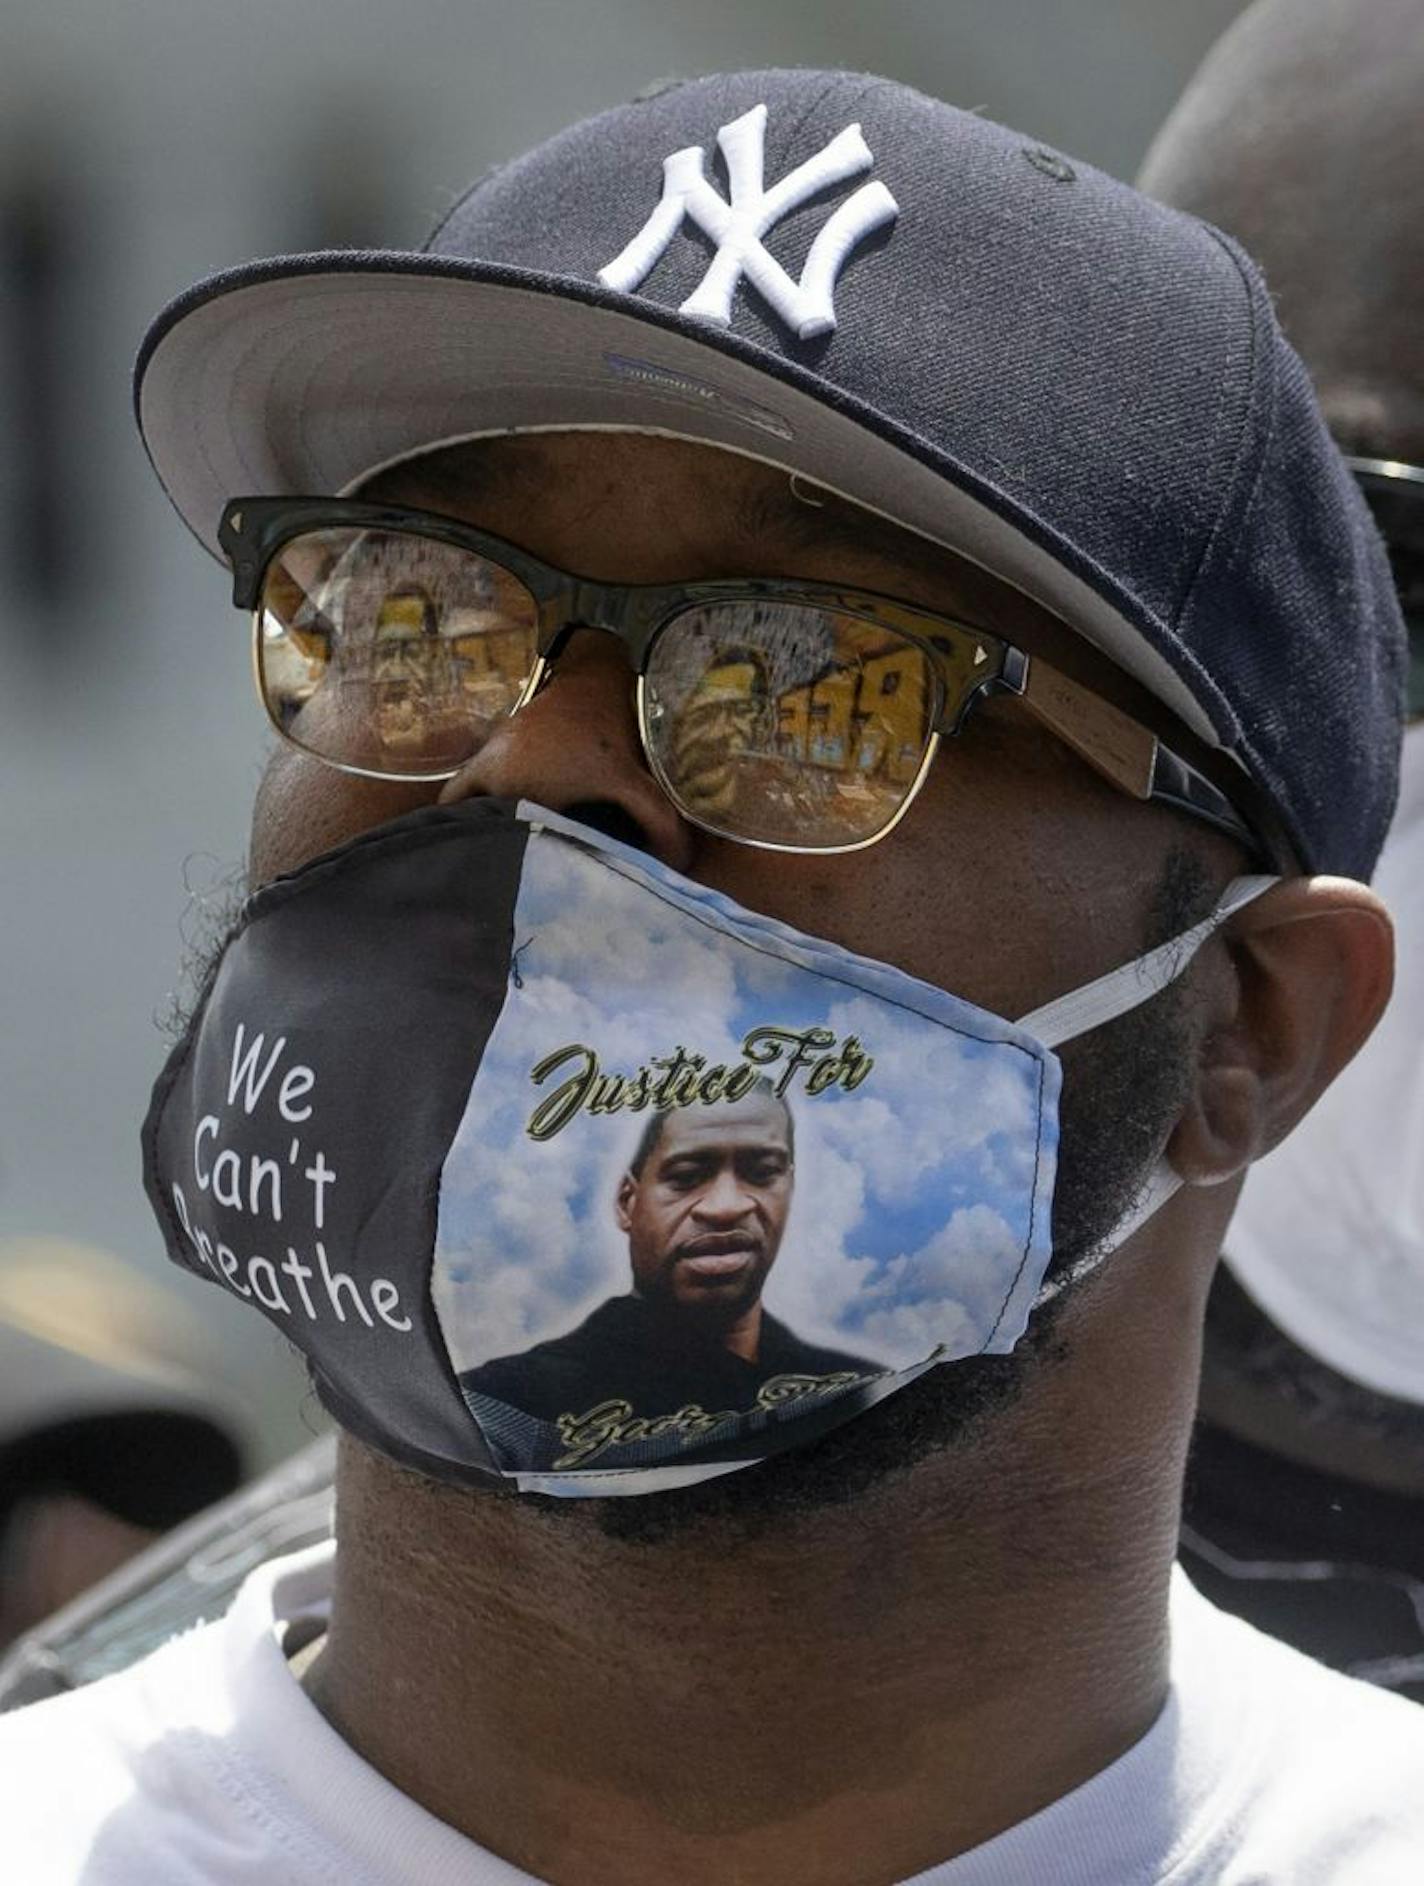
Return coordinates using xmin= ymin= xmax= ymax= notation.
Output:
xmin=615 ymin=1172 xmax=637 ymax=1234
xmin=1167 ymin=876 xmax=1394 ymax=1188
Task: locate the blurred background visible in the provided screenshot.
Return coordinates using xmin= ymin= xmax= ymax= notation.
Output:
xmin=0 ymin=0 xmax=1248 ymax=1611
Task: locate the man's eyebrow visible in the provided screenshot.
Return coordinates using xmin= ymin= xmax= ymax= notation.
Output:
xmin=359 ymin=448 xmax=526 ymax=511
xmin=733 ymin=481 xmax=910 ymax=561
xmin=731 ymin=481 xmax=1017 ymax=630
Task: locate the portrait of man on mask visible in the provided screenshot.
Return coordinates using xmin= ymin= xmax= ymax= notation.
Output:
xmin=461 ymin=1081 xmax=884 ymax=1471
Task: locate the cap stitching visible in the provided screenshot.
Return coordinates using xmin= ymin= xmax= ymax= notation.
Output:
xmin=1173 ymin=226 xmax=1268 ymax=644
xmin=783 ymin=69 xmax=889 ymax=149
xmin=1177 ymin=227 xmax=1314 ymax=870
xmin=421 ymin=159 xmax=509 ymax=253
xmin=766 ymin=71 xmax=853 ymax=161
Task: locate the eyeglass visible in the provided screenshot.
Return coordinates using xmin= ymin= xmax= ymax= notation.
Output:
xmin=1347 ymin=457 xmax=1424 ymax=720
xmin=219 ymin=495 xmax=1266 ymax=859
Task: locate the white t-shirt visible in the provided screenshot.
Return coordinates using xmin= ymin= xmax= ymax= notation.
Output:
xmin=3 ymin=1542 xmax=1422 ymax=1884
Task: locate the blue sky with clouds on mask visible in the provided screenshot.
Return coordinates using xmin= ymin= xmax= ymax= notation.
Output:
xmin=431 ymin=821 xmax=1059 ymax=1378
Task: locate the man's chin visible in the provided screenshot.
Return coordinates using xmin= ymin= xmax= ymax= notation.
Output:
xmin=651 ymin=1264 xmax=766 ymax=1327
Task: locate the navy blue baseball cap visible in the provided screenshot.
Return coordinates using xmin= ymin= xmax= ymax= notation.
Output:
xmin=135 ymin=68 xmax=1406 ymax=879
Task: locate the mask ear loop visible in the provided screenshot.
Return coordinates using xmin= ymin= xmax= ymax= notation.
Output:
xmin=1020 ymin=874 xmax=1279 ymax=1305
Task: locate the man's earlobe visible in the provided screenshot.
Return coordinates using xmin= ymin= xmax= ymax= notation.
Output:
xmin=615 ymin=1172 xmax=636 ymax=1233
xmin=1168 ymin=876 xmax=1394 ymax=1188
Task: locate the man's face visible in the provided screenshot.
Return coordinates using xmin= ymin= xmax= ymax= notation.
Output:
xmin=241 ymin=430 xmax=1238 ymax=1529
xmin=615 ymin=1096 xmax=794 ymax=1325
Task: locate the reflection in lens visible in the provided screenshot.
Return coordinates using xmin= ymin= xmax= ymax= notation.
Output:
xmin=257 ymin=529 xmax=539 ymax=775
xmin=667 ymin=644 xmax=771 ymax=816
xmin=645 ymin=603 xmax=937 ymax=846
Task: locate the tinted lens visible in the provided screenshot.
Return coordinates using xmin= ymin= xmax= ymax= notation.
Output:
xmin=643 ymin=601 xmax=938 ymax=847
xmin=256 ymin=528 xmax=540 ymax=775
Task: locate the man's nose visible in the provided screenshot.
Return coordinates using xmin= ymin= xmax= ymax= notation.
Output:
xmin=436 ymin=628 xmax=695 ymax=871
xmin=692 ymin=1166 xmax=757 ymax=1223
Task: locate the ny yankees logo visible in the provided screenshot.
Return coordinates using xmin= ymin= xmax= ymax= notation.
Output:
xmin=598 ymin=104 xmax=898 ymax=341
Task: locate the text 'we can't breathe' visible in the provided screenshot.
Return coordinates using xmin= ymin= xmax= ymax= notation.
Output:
xmin=169 ymin=1023 xmax=413 ymax=1334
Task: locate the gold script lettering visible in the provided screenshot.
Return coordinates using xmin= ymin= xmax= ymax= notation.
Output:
xmin=551 ymin=1370 xmax=871 ymax=1468
xmin=553 ymin=1399 xmax=740 ymax=1469
xmin=526 ymin=1026 xmax=875 ymax=1140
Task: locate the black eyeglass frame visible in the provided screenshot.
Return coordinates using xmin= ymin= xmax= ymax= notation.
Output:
xmin=220 ymin=495 xmax=1268 ymax=862
xmin=1347 ymin=457 xmax=1424 ymax=721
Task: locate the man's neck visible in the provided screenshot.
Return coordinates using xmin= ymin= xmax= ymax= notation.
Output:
xmin=301 ymin=1276 xmax=1193 ymax=1886
xmin=638 ymin=1292 xmax=764 ymax=1364
xmin=719 ymin=1299 xmax=763 ymax=1363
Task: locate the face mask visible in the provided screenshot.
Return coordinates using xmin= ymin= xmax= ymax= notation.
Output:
xmin=143 ymin=799 xmax=1270 ymax=1496
xmin=1226 ymin=722 xmax=1424 ymax=1405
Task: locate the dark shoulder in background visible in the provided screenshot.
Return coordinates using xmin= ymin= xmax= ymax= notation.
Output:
xmin=1183 ymin=1269 xmax=1424 ymax=1706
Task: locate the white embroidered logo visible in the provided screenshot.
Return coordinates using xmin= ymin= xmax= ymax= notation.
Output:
xmin=597 ymin=103 xmax=899 ymax=340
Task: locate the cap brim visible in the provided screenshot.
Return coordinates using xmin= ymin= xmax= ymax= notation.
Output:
xmin=137 ymin=252 xmax=1220 ymax=743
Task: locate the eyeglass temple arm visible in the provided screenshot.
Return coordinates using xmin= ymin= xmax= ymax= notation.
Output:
xmin=1009 ymin=656 xmax=1263 ymax=858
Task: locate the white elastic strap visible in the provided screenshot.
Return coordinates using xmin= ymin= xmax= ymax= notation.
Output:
xmin=1032 ymin=1159 xmax=1183 ymax=1305
xmin=1024 ymin=872 xmax=1279 ymax=1306
xmin=1017 ymin=874 xmax=1278 ymax=1050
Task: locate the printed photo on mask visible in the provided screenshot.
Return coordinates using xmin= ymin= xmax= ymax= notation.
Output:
xmin=432 ymin=814 xmax=1060 ymax=1480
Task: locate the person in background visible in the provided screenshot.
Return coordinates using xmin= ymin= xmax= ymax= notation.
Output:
xmin=1140 ymin=0 xmax=1424 ymax=1702
xmin=0 ymin=1240 xmax=242 ymax=1649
